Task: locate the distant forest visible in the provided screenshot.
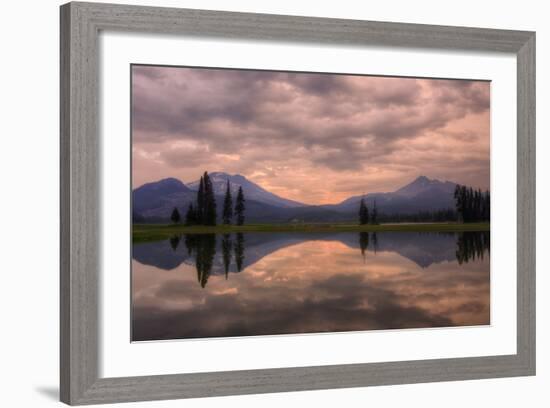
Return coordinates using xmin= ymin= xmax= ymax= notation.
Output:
xmin=453 ymin=184 xmax=490 ymax=223
xmin=356 ymin=184 xmax=490 ymax=224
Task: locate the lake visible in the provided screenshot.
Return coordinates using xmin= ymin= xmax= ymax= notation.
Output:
xmin=132 ymin=231 xmax=490 ymax=341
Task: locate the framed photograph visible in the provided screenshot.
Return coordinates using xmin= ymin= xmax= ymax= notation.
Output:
xmin=60 ymin=2 xmax=535 ymax=405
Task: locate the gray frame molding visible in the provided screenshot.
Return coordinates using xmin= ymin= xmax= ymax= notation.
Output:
xmin=60 ymin=2 xmax=536 ymax=405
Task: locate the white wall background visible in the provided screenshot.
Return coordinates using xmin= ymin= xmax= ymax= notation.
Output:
xmin=0 ymin=0 xmax=546 ymax=407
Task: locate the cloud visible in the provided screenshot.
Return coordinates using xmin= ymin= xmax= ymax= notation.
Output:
xmin=132 ymin=65 xmax=490 ymax=203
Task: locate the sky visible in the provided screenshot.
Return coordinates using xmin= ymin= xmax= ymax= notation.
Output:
xmin=132 ymin=65 xmax=490 ymax=205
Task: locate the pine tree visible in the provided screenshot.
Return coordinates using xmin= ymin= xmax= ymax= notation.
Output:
xmin=170 ymin=207 xmax=181 ymax=224
xmin=203 ymin=172 xmax=217 ymax=226
xmin=371 ymin=200 xmax=378 ymax=225
xmin=222 ymin=180 xmax=233 ymax=225
xmin=358 ymin=198 xmax=369 ymax=225
xmin=196 ymin=176 xmax=205 ymax=224
xmin=235 ymin=186 xmax=246 ymax=226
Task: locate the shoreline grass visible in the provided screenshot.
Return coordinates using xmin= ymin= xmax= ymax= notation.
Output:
xmin=132 ymin=222 xmax=490 ymax=243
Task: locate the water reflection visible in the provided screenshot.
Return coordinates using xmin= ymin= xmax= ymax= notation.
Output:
xmin=234 ymin=233 xmax=245 ymax=272
xmin=132 ymin=231 xmax=490 ymax=341
xmin=221 ymin=234 xmax=232 ymax=278
xmin=169 ymin=235 xmax=180 ymax=251
xmin=183 ymin=234 xmax=216 ymax=288
xmin=359 ymin=232 xmax=369 ymax=260
xmin=372 ymin=232 xmax=378 ymax=253
xmin=456 ymin=231 xmax=490 ymax=264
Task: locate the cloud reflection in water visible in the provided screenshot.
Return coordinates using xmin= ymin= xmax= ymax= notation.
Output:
xmin=132 ymin=232 xmax=489 ymax=341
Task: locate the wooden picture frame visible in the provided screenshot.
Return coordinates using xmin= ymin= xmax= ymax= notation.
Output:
xmin=60 ymin=2 xmax=535 ymax=405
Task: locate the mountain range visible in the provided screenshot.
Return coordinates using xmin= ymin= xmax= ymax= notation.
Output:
xmin=188 ymin=172 xmax=304 ymax=208
xmin=132 ymin=173 xmax=457 ymax=223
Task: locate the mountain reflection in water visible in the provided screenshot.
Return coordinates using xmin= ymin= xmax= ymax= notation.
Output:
xmin=132 ymin=231 xmax=489 ymax=341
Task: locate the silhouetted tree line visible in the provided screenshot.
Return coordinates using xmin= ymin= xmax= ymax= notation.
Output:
xmin=356 ymin=183 xmax=490 ymax=225
xmin=185 ymin=171 xmax=217 ymax=226
xmin=358 ymin=199 xmax=378 ymax=225
xmin=454 ymin=185 xmax=490 ymax=223
xmin=169 ymin=171 xmax=246 ymax=226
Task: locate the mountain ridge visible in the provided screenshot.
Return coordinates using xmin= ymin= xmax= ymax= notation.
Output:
xmin=132 ymin=174 xmax=461 ymax=223
xmin=187 ymin=172 xmax=305 ymax=208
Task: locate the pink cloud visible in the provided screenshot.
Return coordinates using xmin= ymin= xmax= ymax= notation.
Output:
xmin=132 ymin=65 xmax=490 ymax=204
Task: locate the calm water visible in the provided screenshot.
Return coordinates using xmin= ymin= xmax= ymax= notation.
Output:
xmin=132 ymin=231 xmax=490 ymax=341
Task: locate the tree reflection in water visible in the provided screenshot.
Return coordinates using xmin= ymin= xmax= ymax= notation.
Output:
xmin=221 ymin=234 xmax=233 ymax=279
xmin=182 ymin=233 xmax=246 ymax=287
xmin=183 ymin=234 xmax=217 ymax=288
xmin=355 ymin=231 xmax=489 ymax=266
xmin=178 ymin=231 xmax=489 ymax=288
xmin=359 ymin=232 xmax=369 ymax=262
xmin=234 ymin=233 xmax=245 ymax=272
xmin=456 ymin=231 xmax=490 ymax=264
xmin=169 ymin=235 xmax=181 ymax=251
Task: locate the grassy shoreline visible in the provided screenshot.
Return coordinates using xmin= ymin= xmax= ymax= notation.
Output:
xmin=132 ymin=222 xmax=490 ymax=243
